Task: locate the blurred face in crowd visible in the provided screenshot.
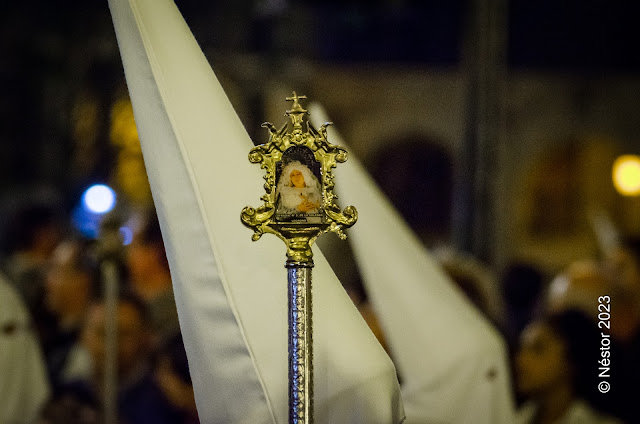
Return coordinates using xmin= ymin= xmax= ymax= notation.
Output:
xmin=83 ymin=302 xmax=149 ymax=378
xmin=126 ymin=238 xmax=158 ymax=282
xmin=605 ymin=246 xmax=640 ymax=296
xmin=45 ymin=242 xmax=90 ymax=319
xmin=516 ymin=322 xmax=571 ymax=396
xmin=126 ymin=231 xmax=171 ymax=292
xmin=34 ymin=222 xmax=63 ymax=258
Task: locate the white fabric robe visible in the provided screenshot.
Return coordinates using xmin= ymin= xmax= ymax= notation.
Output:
xmin=309 ymin=103 xmax=516 ymax=424
xmin=0 ymin=273 xmax=50 ymax=424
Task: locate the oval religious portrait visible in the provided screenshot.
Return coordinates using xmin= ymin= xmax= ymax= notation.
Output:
xmin=275 ymin=146 xmax=325 ymax=223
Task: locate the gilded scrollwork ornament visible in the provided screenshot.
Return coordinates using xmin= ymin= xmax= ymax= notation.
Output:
xmin=241 ymin=92 xmax=357 ymax=263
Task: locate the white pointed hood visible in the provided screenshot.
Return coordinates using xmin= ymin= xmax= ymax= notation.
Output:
xmin=309 ymin=103 xmax=515 ymax=424
xmin=0 ymin=273 xmax=50 ymax=424
xmin=108 ymin=0 xmax=404 ymax=422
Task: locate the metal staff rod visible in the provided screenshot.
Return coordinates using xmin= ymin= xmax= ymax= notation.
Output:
xmin=287 ymin=260 xmax=313 ymax=423
xmin=101 ymin=260 xmax=119 ymax=424
xmin=98 ymin=217 xmax=124 ymax=424
xmin=242 ymin=93 xmax=357 ymax=424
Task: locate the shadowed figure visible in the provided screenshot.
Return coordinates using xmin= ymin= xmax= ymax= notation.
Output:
xmin=515 ymin=310 xmax=622 ymax=424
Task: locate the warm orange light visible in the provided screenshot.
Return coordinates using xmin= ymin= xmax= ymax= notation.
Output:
xmin=613 ymin=155 xmax=640 ymax=196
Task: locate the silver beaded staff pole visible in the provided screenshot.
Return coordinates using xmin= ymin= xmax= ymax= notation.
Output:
xmin=287 ymin=262 xmax=313 ymax=422
xmin=242 ymin=93 xmax=357 ymax=424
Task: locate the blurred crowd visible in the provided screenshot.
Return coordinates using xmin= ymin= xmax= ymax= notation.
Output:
xmin=1 ymin=199 xmax=639 ymax=424
xmin=0 ymin=203 xmax=198 ymax=424
xmin=442 ymin=239 xmax=640 ymax=424
xmin=346 ymin=237 xmax=639 ymax=423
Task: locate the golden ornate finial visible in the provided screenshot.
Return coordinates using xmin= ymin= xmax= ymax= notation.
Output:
xmin=285 ymin=91 xmax=307 ymax=110
xmin=241 ymin=93 xmax=357 ymax=263
xmin=285 ymin=92 xmax=308 ymax=131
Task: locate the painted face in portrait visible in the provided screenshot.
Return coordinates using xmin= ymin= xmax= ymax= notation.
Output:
xmin=290 ymin=170 xmax=306 ymax=188
xmin=276 ymin=161 xmax=322 ymax=215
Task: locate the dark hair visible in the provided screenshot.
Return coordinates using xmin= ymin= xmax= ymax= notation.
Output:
xmin=502 ymin=263 xmax=544 ymax=308
xmin=620 ymin=235 xmax=640 ymax=267
xmin=542 ymin=310 xmax=600 ymax=400
xmin=4 ymin=204 xmax=60 ymax=252
xmin=61 ymin=237 xmax=100 ymax=299
xmin=137 ymin=211 xmax=170 ymax=271
xmin=137 ymin=212 xmax=164 ymax=246
xmin=159 ymin=333 xmax=192 ymax=385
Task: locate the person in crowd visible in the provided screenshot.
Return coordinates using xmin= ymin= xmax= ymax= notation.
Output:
xmin=546 ymin=260 xmax=610 ymax=319
xmin=515 ymin=309 xmax=621 ymax=424
xmin=2 ymin=204 xmax=62 ymax=335
xmin=0 ymin=271 xmax=50 ymax=424
xmin=435 ymin=247 xmax=505 ymax=325
xmin=126 ymin=212 xmax=180 ymax=344
xmin=604 ymin=236 xmax=640 ymax=300
xmin=543 ymin=258 xmax=638 ymax=421
xmin=42 ymin=293 xmax=181 ymax=424
xmin=600 ymin=237 xmax=640 ymax=423
xmin=155 ymin=334 xmax=199 ymax=423
xmin=42 ymin=237 xmax=97 ymax=393
xmin=501 ymin=262 xmax=545 ymax=346
xmin=603 ymin=237 xmax=640 ymax=343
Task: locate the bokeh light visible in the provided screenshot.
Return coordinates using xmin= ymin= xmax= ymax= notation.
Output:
xmin=612 ymin=155 xmax=640 ymax=196
xmin=82 ymin=184 xmax=116 ymax=214
xmin=119 ymin=226 xmax=134 ymax=246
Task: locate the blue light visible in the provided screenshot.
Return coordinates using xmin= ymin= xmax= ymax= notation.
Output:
xmin=119 ymin=226 xmax=134 ymax=246
xmin=82 ymin=184 xmax=116 ymax=214
xmin=71 ymin=205 xmax=101 ymax=239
